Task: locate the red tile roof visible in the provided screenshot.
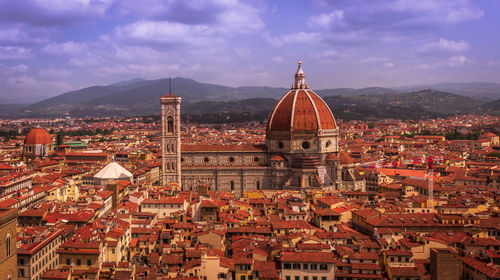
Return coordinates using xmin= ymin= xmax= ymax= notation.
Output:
xmin=281 ymin=251 xmax=336 ymax=263
xmin=268 ymin=89 xmax=336 ymax=131
xmin=24 ymin=127 xmax=51 ymax=145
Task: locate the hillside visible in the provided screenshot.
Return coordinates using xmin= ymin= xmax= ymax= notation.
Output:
xmin=177 ymin=89 xmax=484 ymax=123
xmin=479 ymin=98 xmax=500 ymax=114
xmin=394 ymin=82 xmax=500 ymax=101
xmin=0 ymin=77 xmax=493 ymax=120
xmin=317 ymin=87 xmax=397 ymax=97
xmin=323 ymin=89 xmax=483 ymax=121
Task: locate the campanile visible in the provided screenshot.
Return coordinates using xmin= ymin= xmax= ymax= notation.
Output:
xmin=160 ymin=86 xmax=182 ymax=186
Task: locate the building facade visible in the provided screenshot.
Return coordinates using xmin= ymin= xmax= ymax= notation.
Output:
xmin=17 ymin=228 xmax=64 ymax=280
xmin=161 ymin=89 xmax=182 ymax=185
xmin=161 ymin=62 xmax=365 ymax=195
xmin=0 ymin=208 xmax=18 ymax=280
xmin=22 ymin=127 xmax=53 ymax=163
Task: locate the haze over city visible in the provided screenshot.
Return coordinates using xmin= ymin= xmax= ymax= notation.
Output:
xmin=1 ymin=0 xmax=500 ymax=99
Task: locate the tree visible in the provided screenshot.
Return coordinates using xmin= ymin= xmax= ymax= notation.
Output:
xmin=56 ymin=132 xmax=64 ymax=146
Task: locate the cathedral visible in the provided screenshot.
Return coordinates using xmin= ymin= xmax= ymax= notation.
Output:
xmin=160 ymin=62 xmax=365 ymax=196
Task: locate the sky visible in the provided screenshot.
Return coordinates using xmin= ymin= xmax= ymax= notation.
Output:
xmin=1 ymin=0 xmax=500 ymax=99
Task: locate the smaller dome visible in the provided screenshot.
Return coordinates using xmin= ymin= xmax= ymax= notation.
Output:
xmin=270 ymin=154 xmax=285 ymax=161
xmin=326 ymin=153 xmax=338 ymax=161
xmin=24 ymin=127 xmax=51 ymax=145
xmin=339 ymin=151 xmax=354 ymax=165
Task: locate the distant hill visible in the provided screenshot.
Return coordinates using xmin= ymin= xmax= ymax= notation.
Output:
xmin=180 ymin=89 xmax=483 ymax=122
xmin=20 ymin=77 xmax=288 ymax=118
xmin=323 ymin=89 xmax=483 ymax=121
xmin=0 ymin=77 xmax=495 ymax=120
xmin=317 ymin=87 xmax=397 ymax=97
xmin=479 ymin=98 xmax=500 ymax=114
xmin=394 ymin=82 xmax=500 ymax=101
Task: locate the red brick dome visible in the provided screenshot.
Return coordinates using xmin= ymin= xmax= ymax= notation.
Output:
xmin=267 ymin=62 xmax=336 ymax=132
xmin=268 ymin=89 xmax=336 ymax=131
xmin=339 ymin=151 xmax=354 ymax=165
xmin=326 ymin=153 xmax=338 ymax=161
xmin=24 ymin=127 xmax=51 ymax=145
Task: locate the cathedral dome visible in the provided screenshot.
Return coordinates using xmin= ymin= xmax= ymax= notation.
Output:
xmin=24 ymin=127 xmax=51 ymax=145
xmin=267 ymin=62 xmax=336 ymax=132
xmin=326 ymin=153 xmax=339 ymax=161
xmin=339 ymin=151 xmax=354 ymax=165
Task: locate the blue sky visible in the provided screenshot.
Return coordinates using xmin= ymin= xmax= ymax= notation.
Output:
xmin=1 ymin=0 xmax=499 ymax=98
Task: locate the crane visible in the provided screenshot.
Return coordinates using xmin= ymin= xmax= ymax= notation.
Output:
xmin=427 ymin=156 xmax=434 ymax=209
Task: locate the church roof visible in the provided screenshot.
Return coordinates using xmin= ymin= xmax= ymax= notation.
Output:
xmin=339 ymin=151 xmax=354 ymax=165
xmin=267 ymin=62 xmax=336 ymax=132
xmin=25 ymin=127 xmax=51 ymax=145
xmin=181 ymin=144 xmax=266 ymax=152
xmin=94 ymin=162 xmax=132 ymax=180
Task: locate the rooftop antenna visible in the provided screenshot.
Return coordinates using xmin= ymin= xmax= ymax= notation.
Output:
xmin=169 ymin=76 xmax=172 ymax=94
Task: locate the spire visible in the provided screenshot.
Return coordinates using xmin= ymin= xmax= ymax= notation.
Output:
xmin=292 ymin=60 xmax=308 ymax=89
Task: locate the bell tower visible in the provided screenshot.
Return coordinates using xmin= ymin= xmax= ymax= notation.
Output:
xmin=160 ymin=79 xmax=182 ymax=186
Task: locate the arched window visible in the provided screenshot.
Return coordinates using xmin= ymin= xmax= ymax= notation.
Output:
xmin=167 ymin=116 xmax=174 ymax=133
xmin=256 ymin=181 xmax=260 ymax=190
xmin=167 ymin=144 xmax=170 ymax=153
xmin=171 ymin=143 xmax=175 ymax=153
xmin=6 ymin=233 xmax=11 ymax=257
xmin=172 ymin=162 xmax=175 ymax=171
xmin=230 ymin=181 xmax=234 ymax=191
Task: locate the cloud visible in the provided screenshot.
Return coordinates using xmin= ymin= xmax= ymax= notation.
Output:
xmin=4 ymin=74 xmax=72 ymax=95
xmin=392 ymin=0 xmax=483 ymax=23
xmin=361 ymin=57 xmax=389 ymax=63
xmin=113 ymin=20 xmax=215 ymax=46
xmin=308 ymin=10 xmax=344 ymax=29
xmin=265 ymin=32 xmax=321 ymax=47
xmin=0 ymin=46 xmax=33 ymax=60
xmin=312 ymin=49 xmax=341 ymax=60
xmin=113 ymin=45 xmax=165 ymax=62
xmin=113 ymin=1 xmax=264 ymax=47
xmin=311 ymin=0 xmax=484 ymax=44
xmin=93 ymin=63 xmax=181 ymax=78
xmin=272 ymin=56 xmax=283 ymax=63
xmin=114 ymin=0 xmax=264 ymax=33
xmin=42 ymin=41 xmax=88 ymax=55
xmin=0 ymin=0 xmax=113 ymax=26
xmin=419 ymin=38 xmax=469 ymax=53
xmin=39 ymin=68 xmax=72 ymax=78
xmin=69 ymin=52 xmax=103 ymax=67
xmin=447 ymin=55 xmax=469 ymax=67
xmin=0 ymin=64 xmax=29 ymax=75
xmin=216 ymin=2 xmax=264 ymax=34
xmin=486 ymin=60 xmax=500 ymax=67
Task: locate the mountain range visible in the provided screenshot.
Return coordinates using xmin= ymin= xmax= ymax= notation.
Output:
xmin=0 ymin=77 xmax=499 ymax=121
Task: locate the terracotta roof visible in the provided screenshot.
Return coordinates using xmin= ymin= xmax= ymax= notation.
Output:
xmin=281 ymin=251 xmax=336 ymax=263
xmin=461 ymin=257 xmax=500 ymax=278
xmin=142 ymin=197 xmax=185 ymax=204
xmin=24 ymin=127 xmax=51 ymax=145
xmin=268 ymin=89 xmax=336 ymax=131
xmin=326 ymin=153 xmax=338 ymax=161
xmin=270 ymin=154 xmax=285 ymax=161
xmin=339 ymin=151 xmax=354 ymax=164
xmin=181 ymin=144 xmax=266 ymax=152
